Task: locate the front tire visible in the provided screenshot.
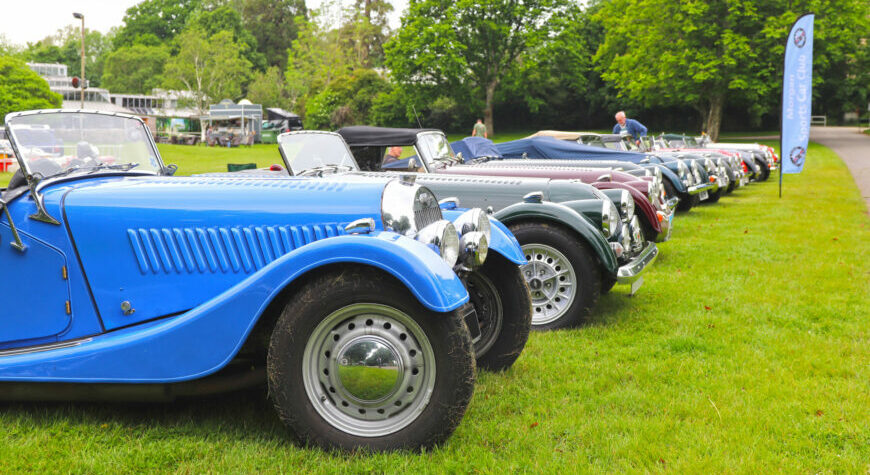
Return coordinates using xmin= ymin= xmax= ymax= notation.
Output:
xmin=267 ymin=267 xmax=475 ymax=451
xmin=509 ymin=221 xmax=601 ymax=331
xmin=465 ymin=254 xmax=532 ymax=371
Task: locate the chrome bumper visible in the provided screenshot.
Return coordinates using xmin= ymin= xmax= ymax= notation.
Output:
xmin=617 ymin=241 xmax=658 ymax=284
xmin=686 ymin=183 xmax=713 ymax=195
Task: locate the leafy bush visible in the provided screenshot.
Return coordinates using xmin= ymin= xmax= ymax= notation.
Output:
xmin=0 ymin=56 xmax=62 ymax=122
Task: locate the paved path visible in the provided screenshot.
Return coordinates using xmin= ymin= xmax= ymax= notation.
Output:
xmin=809 ymin=126 xmax=870 ymax=210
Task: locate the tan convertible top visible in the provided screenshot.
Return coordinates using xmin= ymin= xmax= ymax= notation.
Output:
xmin=524 ymin=130 xmax=599 ymax=140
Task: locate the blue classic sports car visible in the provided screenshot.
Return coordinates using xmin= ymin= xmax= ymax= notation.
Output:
xmin=0 ymin=110 xmax=502 ymax=451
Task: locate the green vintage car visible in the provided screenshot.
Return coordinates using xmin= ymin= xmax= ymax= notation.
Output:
xmin=276 ymin=128 xmax=658 ymax=331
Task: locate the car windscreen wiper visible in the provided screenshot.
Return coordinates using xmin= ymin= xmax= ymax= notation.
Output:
xmin=85 ymin=162 xmax=140 ymax=174
xmin=298 ymin=165 xmax=353 ymax=177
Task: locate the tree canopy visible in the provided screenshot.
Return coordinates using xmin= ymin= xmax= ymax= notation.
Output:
xmin=594 ymin=0 xmax=870 ymax=139
xmin=0 ymin=56 xmax=62 ymax=122
xmin=385 ymin=0 xmax=561 ymax=135
xmin=163 ymin=28 xmax=252 ymax=114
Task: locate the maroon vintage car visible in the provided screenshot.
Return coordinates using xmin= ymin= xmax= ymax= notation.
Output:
xmin=437 ymin=164 xmax=673 ymax=242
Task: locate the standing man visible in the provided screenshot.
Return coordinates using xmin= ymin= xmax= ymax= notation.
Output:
xmin=613 ymin=111 xmax=647 ymax=144
xmin=471 ymin=118 xmax=488 ymax=139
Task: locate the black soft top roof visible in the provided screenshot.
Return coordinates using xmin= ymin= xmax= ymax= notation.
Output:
xmin=337 ymin=126 xmax=441 ymax=147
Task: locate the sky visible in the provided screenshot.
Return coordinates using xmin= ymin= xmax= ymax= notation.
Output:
xmin=0 ymin=0 xmax=409 ymax=46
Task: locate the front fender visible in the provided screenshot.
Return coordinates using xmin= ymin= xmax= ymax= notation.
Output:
xmin=0 ymin=232 xmax=468 ymax=383
xmin=441 ymin=208 xmax=526 ymax=265
xmin=493 ymin=201 xmax=618 ymax=275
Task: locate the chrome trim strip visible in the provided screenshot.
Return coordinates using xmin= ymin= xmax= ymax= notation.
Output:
xmin=0 ymin=338 xmax=92 ymax=357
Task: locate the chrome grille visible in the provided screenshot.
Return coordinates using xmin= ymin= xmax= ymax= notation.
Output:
xmin=414 ymin=205 xmax=442 ymax=230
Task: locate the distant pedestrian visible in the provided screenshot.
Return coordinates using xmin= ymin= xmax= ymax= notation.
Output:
xmin=246 ymin=129 xmax=255 ymax=147
xmin=471 ymin=119 xmax=488 ymax=139
xmin=613 ymin=111 xmax=647 ymax=144
xmin=383 ymin=146 xmax=403 ymax=165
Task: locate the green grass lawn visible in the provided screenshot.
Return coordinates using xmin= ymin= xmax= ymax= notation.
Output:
xmin=0 ymin=141 xmax=869 ymax=472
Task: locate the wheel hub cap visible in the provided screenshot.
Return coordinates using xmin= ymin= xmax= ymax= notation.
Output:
xmin=521 ymin=244 xmax=577 ymax=326
xmin=336 ymin=337 xmax=403 ymax=402
xmin=302 ymin=304 xmax=436 ymax=437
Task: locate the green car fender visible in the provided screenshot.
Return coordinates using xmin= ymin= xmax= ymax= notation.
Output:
xmin=493 ymin=201 xmax=619 ymax=275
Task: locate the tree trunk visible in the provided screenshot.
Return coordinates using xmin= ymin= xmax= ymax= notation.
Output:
xmin=484 ymin=81 xmax=497 ymax=137
xmin=704 ymin=94 xmax=724 ymax=141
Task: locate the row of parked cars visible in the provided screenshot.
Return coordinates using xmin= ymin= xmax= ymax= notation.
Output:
xmin=0 ymin=110 xmax=775 ymax=451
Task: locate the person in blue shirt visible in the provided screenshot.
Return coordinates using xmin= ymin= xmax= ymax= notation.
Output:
xmin=612 ymin=111 xmax=647 ymax=144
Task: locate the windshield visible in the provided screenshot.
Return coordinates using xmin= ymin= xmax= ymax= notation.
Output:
xmin=6 ymin=112 xmax=162 ymax=179
xmin=416 ymin=132 xmax=455 ymax=169
xmin=278 ymin=132 xmax=358 ymax=175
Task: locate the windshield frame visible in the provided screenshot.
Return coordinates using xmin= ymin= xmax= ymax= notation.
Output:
xmin=414 ymin=131 xmax=458 ymax=173
xmin=4 ymin=109 xmax=165 ymax=185
xmin=277 ymin=130 xmax=361 ymax=176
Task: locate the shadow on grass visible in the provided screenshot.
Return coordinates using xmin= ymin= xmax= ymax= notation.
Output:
xmin=2 ymin=386 xmax=292 ymax=443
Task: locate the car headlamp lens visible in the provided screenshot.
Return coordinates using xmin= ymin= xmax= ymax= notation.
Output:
xmin=417 ymin=220 xmax=460 ymax=267
xmin=621 ymin=189 xmax=634 ymax=218
xmin=453 ymin=208 xmax=491 ymax=242
xmin=459 ymin=231 xmax=488 ymax=269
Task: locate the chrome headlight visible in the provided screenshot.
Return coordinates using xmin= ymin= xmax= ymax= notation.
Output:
xmin=381 ymin=180 xmax=442 ymax=236
xmin=704 ymin=158 xmax=715 ymax=174
xmin=417 ymin=220 xmax=460 ymax=267
xmin=458 ymin=231 xmax=488 ymax=270
xmin=620 ymin=223 xmax=631 ymax=251
xmin=453 ymin=208 xmax=491 ymax=242
xmin=690 ymin=161 xmax=702 ymax=184
xmin=629 ymin=215 xmax=643 ymax=250
xmin=619 ymin=189 xmax=634 ymax=219
xmin=601 ymin=200 xmax=619 ymax=239
xmin=677 ymin=160 xmax=689 ymax=185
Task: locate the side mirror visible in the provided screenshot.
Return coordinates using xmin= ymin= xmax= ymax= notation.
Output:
xmin=455 ymin=152 xmax=464 ymax=163
xmin=164 ymin=164 xmax=178 ymax=176
xmin=0 ymin=198 xmax=26 ymax=252
xmin=640 ymin=158 xmax=650 ymax=164
xmin=407 ymin=158 xmax=418 ymax=170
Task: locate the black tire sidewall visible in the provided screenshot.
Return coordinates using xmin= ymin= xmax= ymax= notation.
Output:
xmin=267 ymin=267 xmax=475 ymax=451
xmin=470 ymin=254 xmax=532 ymax=371
xmin=509 ymin=221 xmax=602 ymax=330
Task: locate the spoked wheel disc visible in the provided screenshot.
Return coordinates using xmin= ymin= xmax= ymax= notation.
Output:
xmin=521 ymin=243 xmax=577 ymax=326
xmin=302 ymin=303 xmax=436 ymax=438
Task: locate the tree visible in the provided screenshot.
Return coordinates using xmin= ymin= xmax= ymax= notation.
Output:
xmin=246 ymin=66 xmax=290 ymax=108
xmin=285 ymin=14 xmax=361 ymax=109
xmin=338 ymin=0 xmax=394 ymax=67
xmin=187 ymin=4 xmax=267 ymax=70
xmin=0 ymin=56 xmax=62 ymax=122
xmin=101 ymin=44 xmax=170 ymax=94
xmin=240 ymin=0 xmax=307 ymax=70
xmin=385 ymin=0 xmax=562 ymax=136
xmin=23 ymin=27 xmax=114 ymax=87
xmin=594 ymin=0 xmax=870 ymax=139
xmin=163 ymin=28 xmax=252 ymax=114
xmin=114 ymin=0 xmax=202 ymax=47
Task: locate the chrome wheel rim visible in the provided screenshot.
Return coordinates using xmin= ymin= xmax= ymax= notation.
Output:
xmin=521 ymin=244 xmax=577 ymax=326
xmin=302 ymin=303 xmax=436 ymax=437
xmin=465 ymin=270 xmax=504 ymax=358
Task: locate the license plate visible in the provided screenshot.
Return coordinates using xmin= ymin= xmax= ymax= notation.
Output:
xmin=629 ymin=276 xmax=644 ymax=296
xmin=461 ymin=304 xmax=481 ymax=343
xmin=699 ymin=190 xmax=709 ymax=200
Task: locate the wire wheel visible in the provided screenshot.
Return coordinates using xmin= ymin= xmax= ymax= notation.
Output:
xmin=521 ymin=244 xmax=577 ymax=326
xmin=302 ymin=303 xmax=436 ymax=438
